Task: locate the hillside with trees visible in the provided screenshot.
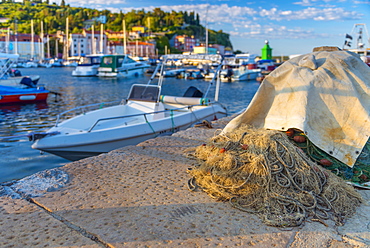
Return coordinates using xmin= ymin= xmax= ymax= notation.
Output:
xmin=0 ymin=1 xmax=233 ymax=53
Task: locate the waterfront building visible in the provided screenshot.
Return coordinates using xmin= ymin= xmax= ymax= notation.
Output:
xmin=192 ymin=45 xmax=218 ymax=54
xmin=170 ymin=35 xmax=197 ymax=52
xmin=0 ymin=32 xmax=43 ymax=60
xmin=70 ymin=29 xmax=108 ymax=56
xmin=107 ymin=40 xmax=155 ymax=58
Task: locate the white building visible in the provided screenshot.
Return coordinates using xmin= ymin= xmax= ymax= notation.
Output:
xmin=70 ymin=29 xmax=108 ymax=56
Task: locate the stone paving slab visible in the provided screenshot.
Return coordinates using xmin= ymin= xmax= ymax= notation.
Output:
xmin=0 ymin=197 xmax=99 ymax=248
xmin=1 ymin=121 xmax=370 ymax=247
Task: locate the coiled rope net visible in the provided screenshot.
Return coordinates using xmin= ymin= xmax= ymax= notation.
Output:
xmin=187 ymin=125 xmax=363 ymax=227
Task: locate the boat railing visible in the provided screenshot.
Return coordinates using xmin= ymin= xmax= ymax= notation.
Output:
xmin=55 ymin=100 xmax=121 ymax=127
xmin=0 ymin=59 xmax=16 ymax=79
xmin=87 ymin=101 xmax=219 ymax=132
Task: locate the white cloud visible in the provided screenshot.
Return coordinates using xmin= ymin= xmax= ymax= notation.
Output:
xmin=230 ymin=24 xmax=333 ymax=40
xmin=353 ymin=0 xmax=370 ymax=4
xmin=293 ymin=0 xmax=346 ymax=6
xmin=258 ymin=7 xmax=361 ymax=21
xmin=62 ymin=2 xmax=365 ymax=42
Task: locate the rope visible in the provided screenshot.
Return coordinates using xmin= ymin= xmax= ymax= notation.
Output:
xmin=144 ymin=114 xmax=156 ymax=134
xmin=187 ymin=125 xmax=363 ymax=227
xmin=189 ymin=106 xmax=201 ymax=124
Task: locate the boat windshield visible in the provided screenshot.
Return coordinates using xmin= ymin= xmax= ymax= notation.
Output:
xmin=124 ymin=56 xmax=137 ymax=64
xmin=128 ymin=85 xmax=160 ymax=102
xmin=102 ymin=57 xmax=113 ymax=65
xmin=79 ymin=56 xmax=101 ymax=65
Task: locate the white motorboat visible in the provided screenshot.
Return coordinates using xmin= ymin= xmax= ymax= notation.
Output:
xmin=97 ymin=54 xmax=150 ymax=78
xmin=72 ymin=54 xmax=105 ymax=77
xmin=204 ymin=66 xmax=261 ymax=82
xmin=0 ymin=53 xmax=41 ymax=87
xmin=31 ymin=54 xmax=228 ymax=161
xmin=221 ymin=66 xmax=261 ymax=82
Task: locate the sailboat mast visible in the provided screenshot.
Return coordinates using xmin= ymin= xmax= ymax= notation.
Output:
xmin=40 ymin=21 xmax=44 ymax=60
xmin=123 ymin=20 xmax=127 ymax=54
xmin=31 ymin=19 xmax=34 ymax=59
xmin=205 ymin=7 xmax=208 ymax=55
xmin=92 ymin=25 xmax=95 ymax=54
xmin=55 ymin=38 xmax=58 ymax=58
xmin=47 ymin=35 xmax=50 ymax=58
xmin=14 ymin=18 xmax=18 ymax=55
xmin=100 ymin=23 xmax=103 ymax=54
xmin=6 ymin=27 xmax=9 ymax=54
xmin=64 ymin=17 xmax=69 ymax=60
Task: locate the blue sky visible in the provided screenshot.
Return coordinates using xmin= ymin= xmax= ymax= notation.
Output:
xmin=64 ymin=0 xmax=370 ymax=56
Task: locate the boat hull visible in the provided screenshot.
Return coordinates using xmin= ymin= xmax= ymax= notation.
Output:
xmin=97 ymin=66 xmax=148 ymax=78
xmin=0 ymin=92 xmax=49 ymax=104
xmin=0 ymin=86 xmax=49 ymax=104
xmin=72 ymin=66 xmax=99 ymax=77
xmin=97 ymin=54 xmax=150 ymax=78
xmin=32 ymin=104 xmax=226 ymax=161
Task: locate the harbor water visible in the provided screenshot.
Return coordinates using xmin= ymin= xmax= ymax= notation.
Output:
xmin=0 ymin=67 xmax=261 ymax=183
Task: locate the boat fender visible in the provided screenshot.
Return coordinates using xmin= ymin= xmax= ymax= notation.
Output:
xmin=160 ymin=95 xmax=209 ymax=106
xmin=19 ymin=95 xmax=36 ymax=101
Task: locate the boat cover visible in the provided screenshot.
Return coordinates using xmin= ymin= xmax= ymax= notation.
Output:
xmin=222 ymin=49 xmax=370 ymax=167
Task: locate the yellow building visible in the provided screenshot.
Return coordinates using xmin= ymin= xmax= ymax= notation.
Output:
xmin=193 ymin=46 xmax=217 ymax=54
xmin=132 ymin=26 xmax=147 ymax=33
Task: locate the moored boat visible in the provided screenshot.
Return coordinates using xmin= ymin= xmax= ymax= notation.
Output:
xmin=0 ymin=53 xmax=41 ymax=87
xmin=97 ymin=54 xmax=150 ymax=78
xmin=0 ymin=85 xmax=49 ymax=104
xmin=72 ymin=54 xmax=105 ymax=77
xmin=31 ymin=54 xmax=227 ymax=161
xmin=222 ymin=66 xmax=261 ymax=82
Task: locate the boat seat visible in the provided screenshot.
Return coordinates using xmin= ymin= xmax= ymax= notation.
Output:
xmin=183 ymin=86 xmax=203 ymax=97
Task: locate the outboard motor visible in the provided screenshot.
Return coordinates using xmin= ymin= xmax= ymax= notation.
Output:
xmin=183 ymin=86 xmax=203 ymax=98
xmin=20 ymin=77 xmax=36 ymax=88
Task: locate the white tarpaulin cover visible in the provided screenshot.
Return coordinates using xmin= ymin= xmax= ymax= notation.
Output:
xmin=223 ymin=49 xmax=370 ymax=167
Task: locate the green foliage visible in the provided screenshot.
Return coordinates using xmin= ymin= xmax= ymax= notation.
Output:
xmin=0 ymin=1 xmax=233 ymax=50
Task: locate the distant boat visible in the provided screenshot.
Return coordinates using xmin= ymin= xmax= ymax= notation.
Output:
xmin=48 ymin=58 xmax=64 ymax=67
xmin=31 ymin=54 xmax=227 ymax=161
xmin=204 ymin=53 xmax=262 ymax=82
xmin=0 ymin=85 xmax=49 ymax=104
xmin=204 ymin=65 xmax=261 ymax=82
xmin=223 ymin=66 xmax=261 ymax=82
xmin=72 ymin=54 xmax=105 ymax=77
xmin=97 ymin=54 xmax=150 ymax=78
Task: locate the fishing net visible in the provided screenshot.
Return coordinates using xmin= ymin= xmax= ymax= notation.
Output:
xmin=187 ymin=125 xmax=363 ymax=227
xmin=291 ymin=129 xmax=370 ymax=185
